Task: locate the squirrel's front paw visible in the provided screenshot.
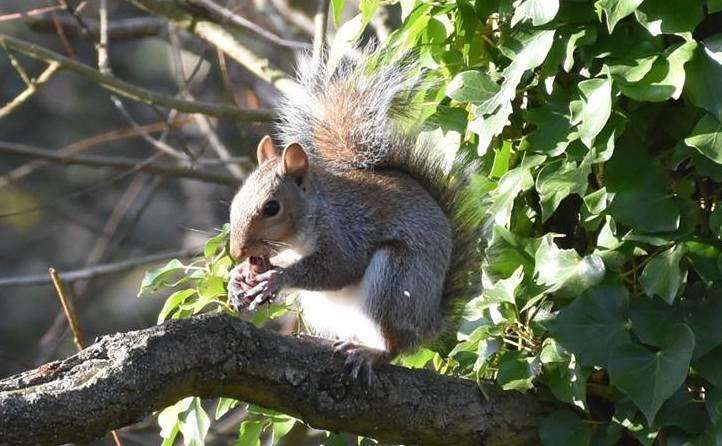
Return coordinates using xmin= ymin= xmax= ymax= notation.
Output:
xmin=228 ymin=263 xmax=255 ymax=311
xmin=244 ymin=269 xmax=284 ymax=311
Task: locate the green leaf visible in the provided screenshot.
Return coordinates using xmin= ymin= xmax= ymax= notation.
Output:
xmin=482 ymin=226 xmax=537 ymax=282
xmin=639 ymin=244 xmax=688 ymax=304
xmin=490 ymin=140 xmax=512 ymax=179
xmin=236 ymin=420 xmax=264 ymax=446
xmin=687 ymin=292 xmax=722 ymax=358
xmin=511 ymin=0 xmax=560 ymax=27
xmin=710 ymin=0 xmax=722 ymax=13
xmin=359 ymin=0 xmax=379 ymax=25
xmin=619 ymin=41 xmax=697 ymax=102
xmin=467 ymin=266 xmax=523 ymax=317
xmin=179 ymin=398 xmax=210 ymax=446
xmin=330 ymin=0 xmax=346 ymax=26
xmin=685 ymin=114 xmax=722 ymax=165
xmin=524 ymin=98 xmax=578 ymax=156
xmin=684 ymin=240 xmax=722 ymax=282
xmin=496 ymin=350 xmax=538 ymax=391
xmin=272 ymin=417 xmax=296 ymax=440
xmin=545 ymin=282 xmax=631 ymax=367
xmin=204 ymin=225 xmax=229 ymax=258
xmin=594 ymin=0 xmax=645 ymax=33
xmin=608 ymin=323 xmax=695 ymax=425
xmin=483 ymin=163 xmax=535 ymax=229
xmin=138 ymin=259 xmax=187 ymax=296
xmin=215 ymin=398 xmax=239 ymax=420
xmin=544 ymin=361 xmax=590 ymax=410
xmin=712 ymin=204 xmax=722 ymax=240
xmin=158 ymin=289 xmax=196 ymax=324
xmin=634 ymin=0 xmax=704 ymax=35
xmin=685 ymin=36 xmax=722 ymax=121
xmin=398 ymin=348 xmax=436 ymax=368
xmin=535 ymin=158 xmax=590 ymax=220
xmin=696 ymin=347 xmax=722 ymax=388
xmin=159 ymin=398 xmax=193 ymax=441
xmin=540 ymin=410 xmax=592 ymax=446
xmin=629 ymin=296 xmax=684 ymax=347
xmin=575 ymin=77 xmax=612 ymax=148
xmin=534 ymin=235 xmax=606 ymax=299
xmin=447 ymin=71 xmax=499 ymax=104
xmin=654 ymin=387 xmax=708 ymax=434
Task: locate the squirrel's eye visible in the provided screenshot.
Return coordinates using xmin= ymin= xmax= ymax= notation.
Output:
xmin=262 ymin=200 xmax=281 ymax=217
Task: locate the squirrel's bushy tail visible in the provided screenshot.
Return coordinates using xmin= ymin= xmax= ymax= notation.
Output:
xmin=277 ymin=49 xmax=484 ymax=351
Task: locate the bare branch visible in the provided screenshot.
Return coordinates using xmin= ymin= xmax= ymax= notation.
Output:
xmin=0 ymin=141 xmax=241 ymax=185
xmin=123 ymin=0 xmax=298 ymax=94
xmin=0 ymin=34 xmax=277 ymax=121
xmin=0 ymin=247 xmax=200 ymax=287
xmin=26 ymin=16 xmax=166 ymax=40
xmin=187 ymin=0 xmax=310 ymax=50
xmin=0 ymin=314 xmax=547 ymax=445
xmin=0 ymin=61 xmax=60 ymax=119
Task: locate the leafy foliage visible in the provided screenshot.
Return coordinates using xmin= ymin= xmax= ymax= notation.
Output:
xmin=141 ymin=0 xmax=722 ymax=443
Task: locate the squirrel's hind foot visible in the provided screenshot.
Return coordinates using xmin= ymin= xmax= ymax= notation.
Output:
xmin=333 ymin=341 xmax=389 ymax=386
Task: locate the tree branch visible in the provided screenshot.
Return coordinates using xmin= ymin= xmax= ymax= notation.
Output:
xmin=26 ymin=16 xmax=166 ymax=40
xmin=0 ymin=141 xmax=241 ymax=185
xmin=0 ymin=247 xmax=200 ymax=287
xmin=0 ymin=314 xmax=547 ymax=446
xmin=0 ymin=34 xmax=276 ymax=122
xmin=123 ymin=0 xmax=299 ymax=94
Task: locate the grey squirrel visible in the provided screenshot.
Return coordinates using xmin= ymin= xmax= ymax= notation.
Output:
xmin=227 ymin=50 xmax=481 ymax=381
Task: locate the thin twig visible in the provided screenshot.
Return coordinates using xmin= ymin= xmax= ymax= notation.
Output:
xmin=169 ymin=25 xmax=244 ymax=179
xmin=27 ymin=16 xmax=166 ymax=40
xmin=268 ymin=0 xmax=315 ymax=37
xmin=0 ymin=248 xmax=200 ymax=287
xmin=312 ymin=0 xmax=331 ymax=62
xmin=48 ymin=268 xmax=86 ymax=350
xmin=0 ymin=118 xmax=194 ymax=189
xmin=0 ymin=62 xmax=60 ymax=119
xmin=187 ymin=0 xmax=310 ymax=50
xmin=123 ymin=0 xmax=298 ymax=94
xmin=48 ymin=267 xmax=124 ymax=446
xmin=0 ymin=5 xmax=64 ymax=23
xmin=0 ymin=141 xmax=241 ymax=185
xmin=0 ymin=34 xmax=277 ymax=121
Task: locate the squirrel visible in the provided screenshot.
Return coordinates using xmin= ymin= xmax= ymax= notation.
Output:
xmin=227 ymin=50 xmax=481 ymax=382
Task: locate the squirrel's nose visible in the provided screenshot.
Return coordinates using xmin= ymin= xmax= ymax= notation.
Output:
xmin=229 ymin=241 xmax=247 ymax=262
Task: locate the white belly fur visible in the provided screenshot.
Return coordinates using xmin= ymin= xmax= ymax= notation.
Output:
xmin=297 ymin=250 xmax=388 ymax=350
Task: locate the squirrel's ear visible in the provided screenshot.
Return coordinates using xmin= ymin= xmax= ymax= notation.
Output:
xmin=256 ymin=135 xmax=278 ymax=165
xmin=280 ymin=143 xmax=308 ymax=179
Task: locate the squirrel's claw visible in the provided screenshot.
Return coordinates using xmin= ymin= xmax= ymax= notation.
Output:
xmin=245 ymin=269 xmax=283 ymax=311
xmin=334 ymin=342 xmax=386 ymax=387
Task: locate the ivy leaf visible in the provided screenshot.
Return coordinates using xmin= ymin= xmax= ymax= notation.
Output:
xmin=447 ymin=71 xmax=499 ymax=104
xmin=482 ymin=158 xmax=539 ymax=229
xmin=511 ymin=0 xmax=560 ymax=27
xmin=496 ymin=350 xmax=539 ymax=391
xmin=215 ymin=398 xmax=239 ymax=420
xmin=482 ymin=227 xmax=538 ymax=283
xmin=236 ymin=421 xmax=264 ymax=446
xmin=359 ymin=0 xmax=379 ymax=26
xmin=469 ymin=266 xmax=523 ymax=316
xmin=179 ymin=398 xmax=210 ymax=446
xmin=545 ymin=283 xmax=631 ymax=367
xmin=524 ymin=98 xmax=578 ymax=156
xmin=710 ymin=0 xmax=722 ymax=13
xmin=619 ymin=41 xmax=697 ymax=102
xmin=594 ymin=0 xmax=645 ymax=33
xmin=712 ymin=204 xmax=722 ymax=240
xmin=653 ymin=387 xmax=708 ymax=434
xmin=634 ymin=0 xmax=704 ymax=35
xmin=639 ymin=244 xmax=688 ymax=304
xmin=535 ymin=158 xmax=590 ymax=220
xmin=685 ymin=114 xmax=722 ymax=165
xmin=695 ymin=345 xmax=722 ymax=388
xmin=684 ymin=240 xmax=722 ymax=282
xmin=539 ymin=410 xmax=592 ymax=446
xmin=685 ymin=36 xmax=722 ymax=121
xmin=687 ymin=292 xmax=722 ymax=358
xmin=534 ymin=235 xmax=606 ymax=299
xmin=574 ymin=77 xmax=612 ymax=148
xmin=629 ymin=296 xmax=684 ymax=347
xmin=608 ymin=323 xmax=695 ymax=425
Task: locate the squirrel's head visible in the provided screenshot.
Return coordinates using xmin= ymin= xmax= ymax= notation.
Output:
xmin=229 ymin=135 xmax=310 ymax=262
